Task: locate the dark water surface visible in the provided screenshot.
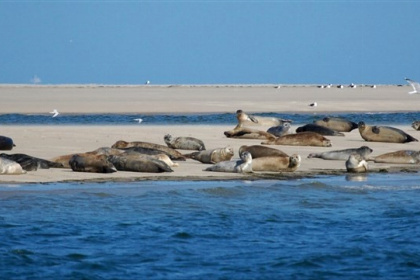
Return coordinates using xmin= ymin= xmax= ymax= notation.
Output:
xmin=1 ymin=173 xmax=420 ymax=279
xmin=1 ymin=111 xmax=419 ymax=125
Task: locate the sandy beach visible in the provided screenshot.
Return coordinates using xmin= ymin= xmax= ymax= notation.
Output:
xmin=0 ymin=84 xmax=419 ymax=184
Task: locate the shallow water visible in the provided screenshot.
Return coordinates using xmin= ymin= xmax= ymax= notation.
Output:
xmin=1 ymin=173 xmax=420 ymax=279
xmin=1 ymin=111 xmax=420 ymax=125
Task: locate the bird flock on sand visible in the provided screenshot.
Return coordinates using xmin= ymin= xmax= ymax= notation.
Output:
xmin=1 ymin=79 xmax=420 ymax=176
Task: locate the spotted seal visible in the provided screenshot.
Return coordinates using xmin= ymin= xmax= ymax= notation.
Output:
xmin=368 ymin=150 xmax=420 ymax=164
xmin=252 ymin=154 xmax=301 ymax=172
xmin=261 ymin=132 xmax=332 ymax=147
xmin=307 ymin=146 xmax=373 ymax=160
xmin=0 ymin=136 xmax=15 ymax=151
xmin=204 ymin=151 xmax=253 ymax=173
xmin=314 ymin=117 xmax=358 ymax=132
xmin=238 ymin=145 xmax=288 ymax=159
xmin=0 ymin=157 xmax=26 ymax=174
xmin=296 ymin=123 xmax=344 ymax=136
xmin=184 ymin=146 xmax=234 ymax=164
xmin=358 ymin=122 xmax=418 ymax=143
xmin=345 ymin=154 xmax=368 ymax=173
xmin=164 ymin=134 xmax=206 ymax=151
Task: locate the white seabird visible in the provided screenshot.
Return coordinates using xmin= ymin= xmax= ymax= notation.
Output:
xmin=49 ymin=109 xmax=59 ymax=118
xmin=405 ymin=78 xmax=420 ymax=94
xmin=134 ymin=118 xmax=143 ymax=123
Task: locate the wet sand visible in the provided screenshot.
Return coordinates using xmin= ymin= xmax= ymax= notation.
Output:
xmin=0 ymin=84 xmax=419 ymax=184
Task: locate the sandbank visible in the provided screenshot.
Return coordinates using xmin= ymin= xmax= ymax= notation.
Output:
xmin=0 ymin=84 xmax=419 ymax=184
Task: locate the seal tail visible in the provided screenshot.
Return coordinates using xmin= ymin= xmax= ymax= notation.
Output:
xmin=405 ymin=135 xmax=419 ymax=143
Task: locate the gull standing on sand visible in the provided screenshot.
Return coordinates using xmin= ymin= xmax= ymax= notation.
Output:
xmin=309 ymin=102 xmax=317 ymax=107
xmin=50 ymin=109 xmax=59 ymax=117
xmin=405 ymin=78 xmax=420 ymax=94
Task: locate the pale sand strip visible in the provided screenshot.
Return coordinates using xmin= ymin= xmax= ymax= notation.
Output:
xmin=0 ymin=85 xmax=419 ymax=184
xmin=0 ymin=124 xmax=419 ymax=184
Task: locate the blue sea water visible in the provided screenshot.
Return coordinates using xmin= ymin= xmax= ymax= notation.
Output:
xmin=0 ymin=111 xmax=419 ymax=125
xmin=1 ymin=174 xmax=420 ymax=279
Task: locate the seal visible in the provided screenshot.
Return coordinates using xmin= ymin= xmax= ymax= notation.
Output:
xmin=412 ymin=121 xmax=420 ymax=131
xmin=0 ymin=157 xmax=26 ymax=174
xmin=111 ymin=140 xmax=186 ymax=160
xmin=0 ymin=153 xmax=64 ymax=171
xmin=367 ymin=150 xmax=420 ymax=164
xmin=345 ymin=153 xmax=368 ymax=173
xmin=69 ymin=154 xmax=117 ymax=173
xmin=296 ymin=124 xmax=345 ymax=136
xmin=238 ymin=145 xmax=288 ymax=159
xmin=252 ymin=154 xmax=301 ymax=172
xmin=184 ymin=146 xmax=234 ymax=164
xmin=0 ymin=136 xmax=15 ymax=151
xmin=314 ymin=117 xmax=358 ymax=132
xmin=204 ymin=151 xmax=253 ymax=173
xmin=236 ymin=109 xmax=292 ymax=126
xmin=307 ymin=146 xmax=373 ymax=160
xmin=266 ymin=122 xmax=291 ymax=137
xmin=224 ymin=125 xmax=276 ymax=140
xmin=261 ymin=132 xmax=332 ymax=147
xmin=164 ymin=134 xmax=206 ymax=151
xmin=107 ymin=154 xmax=173 ymax=173
xmin=358 ymin=122 xmax=418 ymax=143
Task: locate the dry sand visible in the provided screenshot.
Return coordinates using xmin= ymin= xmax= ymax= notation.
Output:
xmin=0 ymin=84 xmax=419 ymax=184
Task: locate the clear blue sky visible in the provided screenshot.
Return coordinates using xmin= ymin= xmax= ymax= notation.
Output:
xmin=1 ymin=1 xmax=419 ymax=85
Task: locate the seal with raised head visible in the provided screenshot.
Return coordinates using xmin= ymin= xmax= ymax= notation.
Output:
xmin=164 ymin=134 xmax=206 ymax=151
xmin=368 ymin=150 xmax=420 ymax=164
xmin=204 ymin=151 xmax=253 ymax=173
xmin=252 ymin=154 xmax=301 ymax=172
xmin=314 ymin=117 xmax=358 ymax=132
xmin=0 ymin=153 xmax=64 ymax=171
xmin=0 ymin=157 xmax=26 ymax=174
xmin=0 ymin=136 xmax=15 ymax=151
xmin=184 ymin=146 xmax=234 ymax=164
xmin=358 ymin=122 xmax=418 ymax=143
xmin=296 ymin=123 xmax=345 ymax=136
xmin=307 ymin=146 xmax=373 ymax=161
xmin=111 ymin=140 xmax=186 ymax=160
xmin=345 ymin=154 xmax=368 ymax=173
xmin=266 ymin=122 xmax=291 ymax=137
xmin=69 ymin=154 xmax=117 ymax=173
xmin=239 ymin=145 xmax=288 ymax=159
xmin=236 ymin=109 xmax=292 ymax=126
xmin=107 ymin=154 xmax=173 ymax=173
xmin=261 ymin=132 xmax=332 ymax=147
xmin=412 ymin=121 xmax=420 ymax=131
xmin=224 ymin=125 xmax=276 ymax=140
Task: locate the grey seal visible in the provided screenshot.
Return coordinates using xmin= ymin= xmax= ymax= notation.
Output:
xmin=307 ymin=146 xmax=373 ymax=160
xmin=204 ymin=151 xmax=253 ymax=173
xmin=238 ymin=145 xmax=288 ymax=159
xmin=266 ymin=122 xmax=291 ymax=137
xmin=296 ymin=124 xmax=345 ymax=136
xmin=345 ymin=154 xmax=368 ymax=173
xmin=262 ymin=132 xmax=332 ymax=147
xmin=314 ymin=117 xmax=358 ymax=132
xmin=111 ymin=140 xmax=186 ymax=160
xmin=184 ymin=146 xmax=234 ymax=164
xmin=164 ymin=134 xmax=206 ymax=151
xmin=69 ymin=154 xmax=117 ymax=173
xmin=368 ymin=150 xmax=420 ymax=164
xmin=107 ymin=154 xmax=173 ymax=173
xmin=0 ymin=157 xmax=26 ymax=174
xmin=0 ymin=136 xmax=15 ymax=151
xmin=412 ymin=121 xmax=420 ymax=131
xmin=252 ymin=154 xmax=301 ymax=172
xmin=0 ymin=153 xmax=64 ymax=171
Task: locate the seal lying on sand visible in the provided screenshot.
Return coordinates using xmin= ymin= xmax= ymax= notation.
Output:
xmin=296 ymin=124 xmax=344 ymax=136
xmin=252 ymin=154 xmax=301 ymax=172
xmin=0 ymin=157 xmax=26 ymax=174
xmin=412 ymin=121 xmax=420 ymax=131
xmin=0 ymin=153 xmax=64 ymax=171
xmin=224 ymin=125 xmax=276 ymax=140
xmin=69 ymin=154 xmax=117 ymax=173
xmin=0 ymin=136 xmax=15 ymax=151
xmin=358 ymin=122 xmax=418 ymax=143
xmin=307 ymin=146 xmax=373 ymax=160
xmin=345 ymin=154 xmax=368 ymax=173
xmin=164 ymin=134 xmax=206 ymax=151
xmin=261 ymin=132 xmax=332 ymax=147
xmin=267 ymin=122 xmax=291 ymax=137
xmin=367 ymin=150 xmax=420 ymax=164
xmin=111 ymin=140 xmax=186 ymax=160
xmin=239 ymin=145 xmax=288 ymax=158
xmin=107 ymin=154 xmax=173 ymax=173
xmin=204 ymin=151 xmax=253 ymax=173
xmin=236 ymin=109 xmax=292 ymax=126
xmin=184 ymin=146 xmax=234 ymax=164
xmin=314 ymin=117 xmax=358 ymax=132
